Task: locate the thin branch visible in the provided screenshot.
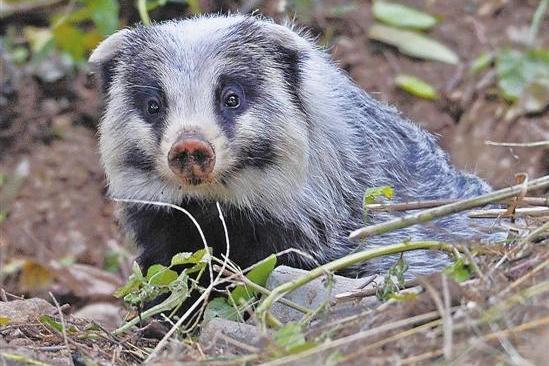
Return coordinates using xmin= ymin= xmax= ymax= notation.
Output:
xmin=349 ymin=175 xmax=549 ymax=241
xmin=48 ymin=293 xmax=74 ymax=366
xmin=468 ymin=207 xmax=549 ymax=218
xmin=486 ymin=140 xmax=549 ymax=148
xmin=522 ymin=221 xmax=549 ymax=243
xmin=418 ymin=278 xmax=452 ymax=360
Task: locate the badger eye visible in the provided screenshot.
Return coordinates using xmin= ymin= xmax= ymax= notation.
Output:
xmin=224 ymin=93 xmax=240 ymax=109
xmin=147 ymin=99 xmax=160 ymax=115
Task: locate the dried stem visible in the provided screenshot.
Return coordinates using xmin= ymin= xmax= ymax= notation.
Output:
xmin=485 ymin=140 xmax=549 ymax=148
xmin=350 ymin=175 xmax=549 ymax=241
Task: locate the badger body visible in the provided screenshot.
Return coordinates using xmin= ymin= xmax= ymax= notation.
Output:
xmin=90 ymin=15 xmax=497 ymax=277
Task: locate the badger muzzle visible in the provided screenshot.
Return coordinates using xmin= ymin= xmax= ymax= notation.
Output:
xmin=168 ymin=132 xmax=216 ymax=185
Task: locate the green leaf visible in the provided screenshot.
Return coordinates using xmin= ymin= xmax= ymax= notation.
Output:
xmin=496 ymin=48 xmax=549 ymax=101
xmin=273 ymin=322 xmax=311 ymax=353
xmin=103 ymin=249 xmax=121 ymax=273
xmin=470 ymin=52 xmax=494 ymax=74
xmin=363 ymin=186 xmax=393 ymax=206
xmin=445 ymin=259 xmax=471 ymax=282
xmin=373 ymin=1 xmax=437 ymax=30
xmin=170 ymin=249 xmax=209 ymax=266
xmin=376 ymin=254 xmax=408 ymax=301
xmin=52 ymin=22 xmax=86 ymax=61
xmin=369 ymin=23 xmax=459 ymax=64
xmin=395 ymin=74 xmax=438 ymax=100
xmin=171 ymin=249 xmax=210 ymax=274
xmin=113 ymin=262 xmax=144 ymax=298
xmin=146 ymin=264 xmax=178 ymax=286
xmin=85 ymin=0 xmax=119 ymax=36
xmin=229 ymin=255 xmax=277 ymax=306
xmin=203 ymin=297 xmax=240 ymax=321
xmin=39 ymin=315 xmax=64 ymax=333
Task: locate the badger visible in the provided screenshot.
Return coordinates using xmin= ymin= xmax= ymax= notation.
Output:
xmin=89 ymin=15 xmax=500 ymax=279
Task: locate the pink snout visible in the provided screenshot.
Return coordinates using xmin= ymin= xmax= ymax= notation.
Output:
xmin=168 ymin=132 xmax=215 ymax=184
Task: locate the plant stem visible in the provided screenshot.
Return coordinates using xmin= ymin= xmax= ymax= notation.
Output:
xmin=255 ymin=241 xmax=457 ymax=330
xmin=350 ymin=175 xmax=549 ymax=241
xmin=136 ymin=0 xmax=151 ymax=25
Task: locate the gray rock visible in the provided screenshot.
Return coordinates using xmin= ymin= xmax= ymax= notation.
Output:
xmin=0 ymin=298 xmax=55 ymax=324
xmin=199 ymin=318 xmax=266 ymax=351
xmin=74 ymin=302 xmax=123 ymax=331
xmin=266 ymin=266 xmax=379 ymax=322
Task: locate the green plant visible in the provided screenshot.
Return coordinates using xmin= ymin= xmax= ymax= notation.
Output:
xmin=376 ymin=253 xmax=408 ymax=301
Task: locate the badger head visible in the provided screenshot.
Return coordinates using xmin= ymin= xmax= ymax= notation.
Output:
xmin=89 ymin=16 xmax=317 ymax=211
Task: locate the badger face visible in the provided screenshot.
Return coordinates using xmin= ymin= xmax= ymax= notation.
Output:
xmin=90 ymin=17 xmax=311 ymax=209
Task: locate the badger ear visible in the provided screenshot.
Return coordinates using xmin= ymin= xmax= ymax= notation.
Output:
xmin=89 ymin=29 xmax=131 ymax=92
xmin=89 ymin=28 xmax=130 ymax=64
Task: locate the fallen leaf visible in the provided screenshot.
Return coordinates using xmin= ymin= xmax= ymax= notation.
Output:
xmin=20 ymin=260 xmax=55 ymax=292
xmin=373 ymin=1 xmax=437 ymax=30
xmin=369 ymin=23 xmax=459 ymax=64
xmin=395 ymin=74 xmax=439 ymax=100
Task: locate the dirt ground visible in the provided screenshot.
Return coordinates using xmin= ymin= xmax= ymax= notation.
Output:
xmin=0 ymin=0 xmax=548 ymax=365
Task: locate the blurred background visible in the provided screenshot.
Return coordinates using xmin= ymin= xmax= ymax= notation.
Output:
xmin=0 ymin=0 xmax=548 ymax=311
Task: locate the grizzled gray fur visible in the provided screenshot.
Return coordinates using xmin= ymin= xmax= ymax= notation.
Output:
xmin=90 ymin=15 xmax=500 ymax=278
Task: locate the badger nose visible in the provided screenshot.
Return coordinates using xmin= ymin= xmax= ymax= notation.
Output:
xmin=168 ymin=133 xmax=215 ymax=183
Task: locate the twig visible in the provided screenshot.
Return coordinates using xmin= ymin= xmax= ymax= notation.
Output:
xmin=349 ymin=175 xmax=549 ymax=241
xmin=486 ymin=140 xmax=549 ymax=148
xmin=255 ymin=241 xmax=459 ymax=330
xmin=333 ymin=277 xmax=418 ymax=303
xmin=365 ymin=199 xmax=457 ymax=211
xmin=522 ymin=221 xmax=549 ymax=244
xmin=48 ymin=293 xmax=74 ymax=366
xmin=419 ymin=277 xmax=452 ymax=360
xmin=468 ymin=207 xmax=548 ymax=218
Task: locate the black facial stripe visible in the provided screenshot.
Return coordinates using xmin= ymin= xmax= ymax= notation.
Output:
xmin=233 ymin=135 xmax=278 ymax=171
xmin=123 ymin=145 xmax=156 ymax=172
xmin=271 ymin=45 xmax=306 ymax=115
xmin=98 ymin=56 xmax=119 ymax=95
